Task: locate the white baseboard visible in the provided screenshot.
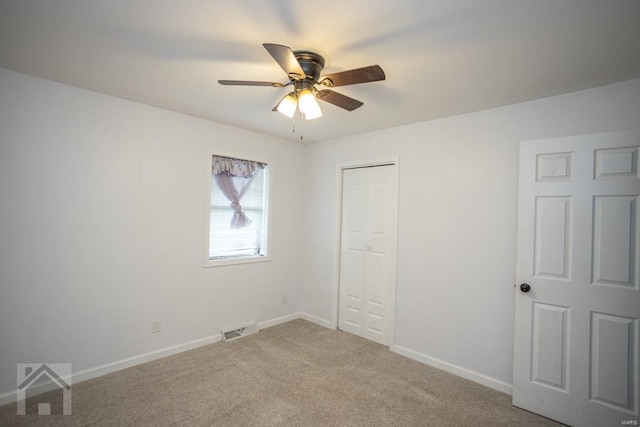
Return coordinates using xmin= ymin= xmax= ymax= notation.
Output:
xmin=1 ymin=377 xmax=64 ymax=409
xmin=76 ymin=334 xmax=223 ymax=383
xmin=296 ymin=315 xmax=511 ymax=396
xmin=257 ymin=312 xmax=301 ymax=330
xmin=300 ymin=312 xmax=333 ymax=329
xmin=0 ymin=332 xmax=222 ymax=407
xmin=259 ymin=311 xmax=333 ymax=330
xmin=394 ymin=345 xmax=513 ymax=395
xmin=0 ymin=311 xmax=310 ymax=406
xmin=0 ymin=314 xmax=511 ymax=408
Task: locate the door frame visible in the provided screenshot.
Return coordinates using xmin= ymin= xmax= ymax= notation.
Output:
xmin=331 ymin=156 xmax=400 ymax=350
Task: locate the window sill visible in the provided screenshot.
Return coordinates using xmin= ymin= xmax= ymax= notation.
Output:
xmin=204 ymin=255 xmax=271 ymax=268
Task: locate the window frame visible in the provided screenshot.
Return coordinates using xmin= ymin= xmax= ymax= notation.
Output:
xmin=204 ymin=152 xmax=272 ymax=268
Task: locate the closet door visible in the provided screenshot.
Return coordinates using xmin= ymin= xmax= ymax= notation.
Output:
xmin=339 ymin=165 xmax=397 ymax=346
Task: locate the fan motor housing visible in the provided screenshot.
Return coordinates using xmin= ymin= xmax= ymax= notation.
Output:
xmin=293 ymin=50 xmax=325 ymax=82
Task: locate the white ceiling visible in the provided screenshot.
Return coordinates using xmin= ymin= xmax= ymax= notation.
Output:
xmin=1 ymin=1 xmax=639 ymax=143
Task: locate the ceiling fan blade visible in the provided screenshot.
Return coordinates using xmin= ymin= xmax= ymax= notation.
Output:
xmin=218 ymin=80 xmax=284 ymax=87
xmin=263 ymin=43 xmax=306 ymax=80
xmin=319 ymin=65 xmax=385 ymax=87
xmin=317 ymin=89 xmax=364 ymax=111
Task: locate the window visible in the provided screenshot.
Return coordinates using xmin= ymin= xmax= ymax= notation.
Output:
xmin=208 ymin=155 xmax=269 ymax=264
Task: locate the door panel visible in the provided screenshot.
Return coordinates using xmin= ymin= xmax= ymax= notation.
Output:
xmin=531 ymin=302 xmax=568 ymax=390
xmin=534 ymin=196 xmax=572 ymax=279
xmin=348 ymin=184 xmax=366 ymax=233
xmin=513 ymin=131 xmax=640 ymax=426
xmin=345 ymin=249 xmax=364 ymax=298
xmin=590 ymin=313 xmax=636 ymax=411
xmin=592 ymin=196 xmax=636 ymax=287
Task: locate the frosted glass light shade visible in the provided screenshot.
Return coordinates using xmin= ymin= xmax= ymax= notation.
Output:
xmin=304 ymin=102 xmax=322 ymax=120
xmin=276 ymin=94 xmax=296 ymax=118
xmin=298 ymin=89 xmax=322 ymax=119
xmin=297 ymin=89 xmax=319 ymax=114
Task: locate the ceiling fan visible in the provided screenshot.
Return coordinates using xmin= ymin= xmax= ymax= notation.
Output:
xmin=218 ymin=43 xmax=385 ymax=120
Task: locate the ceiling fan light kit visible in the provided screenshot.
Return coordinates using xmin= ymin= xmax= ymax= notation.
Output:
xmin=219 ymin=43 xmax=385 ymax=122
xmin=276 ymin=93 xmax=297 ymax=118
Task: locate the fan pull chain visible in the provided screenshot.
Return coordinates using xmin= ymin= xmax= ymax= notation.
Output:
xmin=294 ymin=109 xmax=303 ymax=141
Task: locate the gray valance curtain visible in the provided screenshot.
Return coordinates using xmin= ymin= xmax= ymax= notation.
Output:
xmin=211 ymin=156 xmax=266 ymax=229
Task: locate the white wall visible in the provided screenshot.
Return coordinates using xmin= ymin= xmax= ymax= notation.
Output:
xmin=300 ymin=78 xmax=640 ymax=391
xmin=2 ymin=65 xmax=639 ymax=400
xmin=0 ymin=67 xmax=305 ymax=397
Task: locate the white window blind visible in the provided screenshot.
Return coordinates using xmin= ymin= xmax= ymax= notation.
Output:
xmin=208 ymin=166 xmax=268 ymax=259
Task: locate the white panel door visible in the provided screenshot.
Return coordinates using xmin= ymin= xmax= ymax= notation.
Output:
xmin=513 ymin=131 xmax=640 ymax=426
xmin=339 ymin=165 xmax=397 ymax=346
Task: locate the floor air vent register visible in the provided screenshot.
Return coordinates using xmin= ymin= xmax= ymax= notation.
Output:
xmin=221 ymin=321 xmax=258 ymax=342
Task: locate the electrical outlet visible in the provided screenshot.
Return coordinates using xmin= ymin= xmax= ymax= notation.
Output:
xmin=151 ymin=319 xmax=161 ymax=334
xmin=282 ymin=293 xmax=288 ymax=304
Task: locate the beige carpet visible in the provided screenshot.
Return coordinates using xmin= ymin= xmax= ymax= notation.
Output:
xmin=0 ymin=319 xmax=561 ymax=426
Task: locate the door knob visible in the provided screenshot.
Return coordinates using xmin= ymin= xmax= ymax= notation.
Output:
xmin=520 ymin=283 xmax=531 ymax=293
